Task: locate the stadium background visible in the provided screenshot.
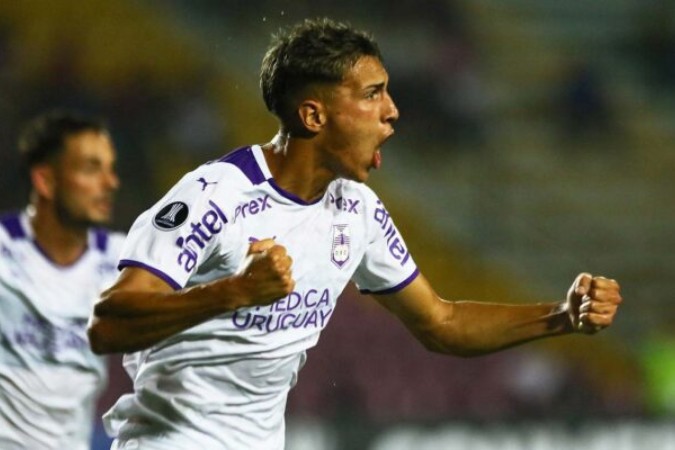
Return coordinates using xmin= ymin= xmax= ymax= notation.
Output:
xmin=0 ymin=0 xmax=674 ymax=448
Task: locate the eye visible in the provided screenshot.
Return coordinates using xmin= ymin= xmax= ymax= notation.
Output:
xmin=80 ymin=160 xmax=103 ymax=174
xmin=81 ymin=165 xmax=98 ymax=174
xmin=366 ymin=89 xmax=381 ymax=100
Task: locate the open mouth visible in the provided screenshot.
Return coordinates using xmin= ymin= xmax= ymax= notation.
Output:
xmin=94 ymin=197 xmax=115 ymax=214
xmin=372 ymin=129 xmax=394 ymax=169
xmin=372 ymin=150 xmax=382 ymax=169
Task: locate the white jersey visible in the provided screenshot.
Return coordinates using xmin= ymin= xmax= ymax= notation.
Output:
xmin=105 ymin=145 xmax=418 ymax=450
xmin=0 ymin=211 xmax=125 ymax=450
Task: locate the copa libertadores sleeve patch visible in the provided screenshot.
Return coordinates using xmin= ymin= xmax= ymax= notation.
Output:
xmin=153 ymin=202 xmax=190 ymax=230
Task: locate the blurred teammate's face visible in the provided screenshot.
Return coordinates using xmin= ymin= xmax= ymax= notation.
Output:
xmin=51 ymin=131 xmax=119 ymax=228
xmin=320 ymin=56 xmax=399 ymax=182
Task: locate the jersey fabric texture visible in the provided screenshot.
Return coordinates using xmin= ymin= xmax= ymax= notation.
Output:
xmin=0 ymin=210 xmax=125 ymax=450
xmin=105 ymin=145 xmax=419 ymax=450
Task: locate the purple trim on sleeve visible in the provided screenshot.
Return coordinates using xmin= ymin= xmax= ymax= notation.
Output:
xmin=218 ymin=147 xmax=266 ymax=185
xmin=118 ymin=259 xmax=183 ymax=290
xmin=93 ymin=228 xmax=109 ymax=252
xmin=359 ymin=268 xmax=420 ymax=295
xmin=0 ymin=213 xmax=26 ymax=239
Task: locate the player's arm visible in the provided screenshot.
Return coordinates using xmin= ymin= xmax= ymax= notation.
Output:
xmin=87 ymin=239 xmax=294 ymax=354
xmin=372 ymin=272 xmax=622 ymax=357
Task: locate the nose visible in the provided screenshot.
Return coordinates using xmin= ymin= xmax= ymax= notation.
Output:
xmin=105 ymin=168 xmax=120 ymax=191
xmin=384 ymin=92 xmax=399 ymax=124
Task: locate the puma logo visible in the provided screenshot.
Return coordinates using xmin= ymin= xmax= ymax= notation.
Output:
xmin=197 ymin=177 xmax=218 ymax=191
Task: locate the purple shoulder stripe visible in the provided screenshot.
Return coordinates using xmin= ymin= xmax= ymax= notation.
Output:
xmin=359 ymin=268 xmax=420 ymax=295
xmin=93 ymin=228 xmax=109 ymax=252
xmin=218 ymin=146 xmax=267 ymax=185
xmin=0 ymin=213 xmax=26 ymax=239
xmin=118 ymin=259 xmax=182 ymax=290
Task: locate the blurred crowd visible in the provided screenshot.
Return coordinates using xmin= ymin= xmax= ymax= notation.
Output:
xmin=0 ymin=3 xmax=233 ymax=228
xmin=1 ymin=2 xmax=674 ymax=445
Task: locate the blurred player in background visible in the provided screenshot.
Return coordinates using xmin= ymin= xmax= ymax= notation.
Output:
xmin=88 ymin=18 xmax=622 ymax=450
xmin=0 ymin=110 xmax=124 ymax=449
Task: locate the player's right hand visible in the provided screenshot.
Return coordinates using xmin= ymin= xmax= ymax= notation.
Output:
xmin=229 ymin=239 xmax=295 ymax=308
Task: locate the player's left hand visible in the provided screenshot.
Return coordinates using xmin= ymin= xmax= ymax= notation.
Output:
xmin=565 ymin=272 xmax=622 ymax=334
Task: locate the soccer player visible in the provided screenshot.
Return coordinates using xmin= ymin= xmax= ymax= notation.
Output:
xmin=88 ymin=18 xmax=622 ymax=450
xmin=0 ymin=110 xmax=124 ymax=449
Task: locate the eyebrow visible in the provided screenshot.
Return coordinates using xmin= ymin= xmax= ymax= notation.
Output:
xmin=81 ymin=156 xmax=104 ymax=164
xmin=366 ymin=82 xmax=386 ymax=92
xmin=77 ymin=156 xmax=113 ymax=168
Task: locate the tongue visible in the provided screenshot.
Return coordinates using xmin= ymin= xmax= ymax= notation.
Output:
xmin=373 ymin=150 xmax=382 ymax=169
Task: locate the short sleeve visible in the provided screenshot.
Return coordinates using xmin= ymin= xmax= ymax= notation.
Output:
xmin=119 ymin=167 xmax=230 ymax=290
xmin=352 ymin=198 xmax=419 ymax=295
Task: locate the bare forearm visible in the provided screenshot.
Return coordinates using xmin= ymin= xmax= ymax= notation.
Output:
xmin=88 ymin=281 xmax=239 ymax=354
xmin=379 ymin=272 xmax=620 ymax=358
xmin=88 ymin=243 xmax=295 ymax=354
xmin=422 ymin=300 xmax=572 ymax=357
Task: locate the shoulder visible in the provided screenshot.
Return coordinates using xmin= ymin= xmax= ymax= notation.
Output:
xmin=215 ymin=146 xmax=269 ymax=186
xmin=329 ymin=179 xmax=384 ymax=215
xmin=0 ymin=211 xmax=27 ymax=243
xmin=89 ymin=228 xmax=127 ymax=258
xmin=107 ymin=230 xmax=127 ymax=256
xmin=125 ymin=147 xmax=264 ymax=237
xmin=168 ymin=146 xmax=266 ymax=199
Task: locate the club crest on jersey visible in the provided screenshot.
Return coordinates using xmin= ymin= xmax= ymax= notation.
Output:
xmin=153 ymin=201 xmax=189 ymax=230
xmin=331 ymin=224 xmax=350 ymax=268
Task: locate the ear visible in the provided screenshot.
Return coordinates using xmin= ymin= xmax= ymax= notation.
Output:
xmin=30 ymin=165 xmax=57 ymax=200
xmin=297 ymin=99 xmax=326 ymax=133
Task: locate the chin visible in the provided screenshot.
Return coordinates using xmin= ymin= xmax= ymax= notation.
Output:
xmin=352 ymin=173 xmax=369 ymax=184
xmin=336 ymin=164 xmax=370 ymax=183
xmin=93 ymin=215 xmax=113 ymax=226
xmin=80 ymin=212 xmax=112 ymax=227
xmin=342 ymin=169 xmax=368 ymax=183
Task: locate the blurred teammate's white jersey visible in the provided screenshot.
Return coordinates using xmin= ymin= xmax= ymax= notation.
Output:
xmin=105 ymin=145 xmax=418 ymax=450
xmin=0 ymin=211 xmax=125 ymax=450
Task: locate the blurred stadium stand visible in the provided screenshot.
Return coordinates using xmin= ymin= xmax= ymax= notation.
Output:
xmin=1 ymin=0 xmax=674 ymax=448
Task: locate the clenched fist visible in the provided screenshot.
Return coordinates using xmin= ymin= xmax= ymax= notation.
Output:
xmin=566 ymin=272 xmax=622 ymax=334
xmin=230 ymin=238 xmax=295 ymax=308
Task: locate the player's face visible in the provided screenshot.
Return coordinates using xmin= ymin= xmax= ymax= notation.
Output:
xmin=320 ymin=56 xmax=399 ymax=182
xmin=52 ymin=131 xmax=119 ymax=228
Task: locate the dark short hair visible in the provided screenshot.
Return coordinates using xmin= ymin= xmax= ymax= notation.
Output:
xmin=260 ymin=18 xmax=382 ymax=123
xmin=18 ymin=110 xmax=108 ymax=169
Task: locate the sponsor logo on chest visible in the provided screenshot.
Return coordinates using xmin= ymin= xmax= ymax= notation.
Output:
xmin=328 ymin=193 xmax=360 ymax=214
xmin=232 ymin=194 xmax=273 ymax=223
xmin=231 ymin=288 xmax=334 ymax=332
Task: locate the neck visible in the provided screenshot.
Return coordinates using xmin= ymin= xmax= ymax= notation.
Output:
xmin=262 ymin=132 xmax=336 ymax=203
xmin=29 ymin=203 xmax=89 ymax=266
